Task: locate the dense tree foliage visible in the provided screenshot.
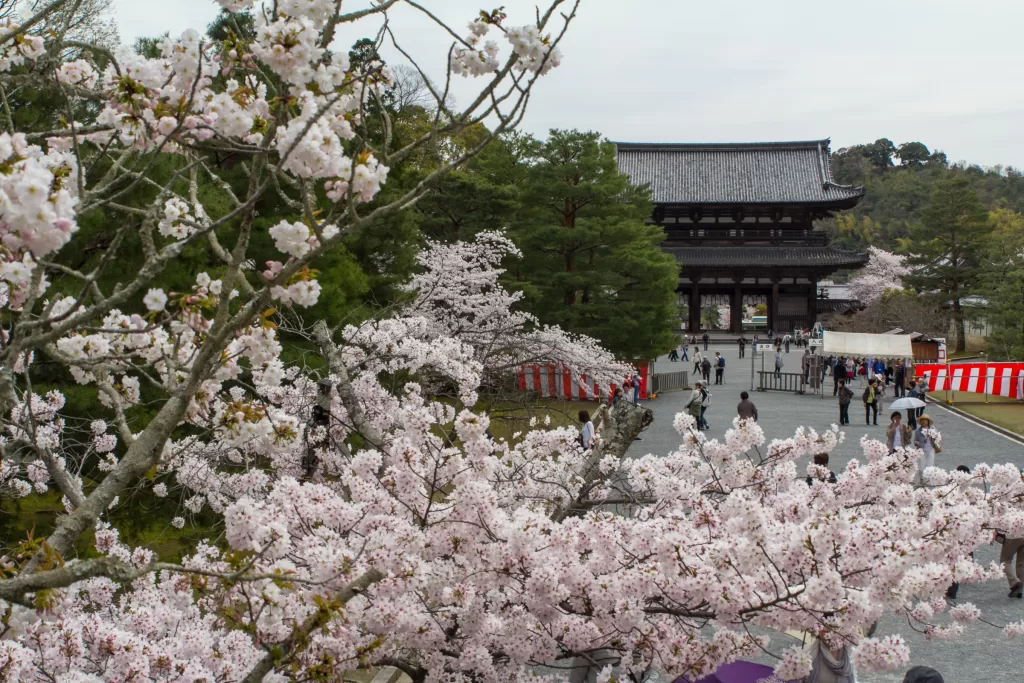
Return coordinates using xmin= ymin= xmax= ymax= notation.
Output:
xmin=827 ymin=139 xmax=1023 ymax=253
xmin=825 ymin=138 xmax=1024 ymax=354
xmin=417 ymin=130 xmax=679 ymax=360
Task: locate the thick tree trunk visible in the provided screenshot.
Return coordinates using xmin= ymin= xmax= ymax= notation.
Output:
xmin=953 ymin=298 xmax=966 ymax=353
xmin=561 ymin=401 xmax=653 ymax=682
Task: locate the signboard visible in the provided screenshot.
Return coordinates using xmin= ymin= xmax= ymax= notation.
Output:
xmin=809 ymin=338 xmax=823 ymax=348
xmin=756 ymin=343 xmax=774 ymax=352
xmin=936 ymin=337 xmax=947 ymax=362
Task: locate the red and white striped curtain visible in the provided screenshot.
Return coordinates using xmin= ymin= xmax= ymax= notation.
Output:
xmin=517 ymin=364 xmax=649 ymax=401
xmin=916 ymin=363 xmax=1024 ymax=399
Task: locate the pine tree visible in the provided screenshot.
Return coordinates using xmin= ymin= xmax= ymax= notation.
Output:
xmin=905 ymin=176 xmax=992 ymax=352
xmin=980 ymin=209 xmax=1024 ymax=360
xmin=508 ymin=130 xmax=679 ymax=360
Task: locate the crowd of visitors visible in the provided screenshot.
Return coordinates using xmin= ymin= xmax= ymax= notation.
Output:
xmin=828 ymin=356 xmax=915 ymax=393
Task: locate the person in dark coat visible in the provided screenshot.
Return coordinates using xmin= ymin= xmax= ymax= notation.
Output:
xmin=907 ymin=380 xmax=919 ymax=429
xmin=700 ymin=356 xmax=712 ymax=384
xmin=894 ymin=358 xmax=907 ymax=398
xmin=833 ymin=357 xmax=847 ymax=396
xmin=902 ymin=666 xmax=944 ymax=683
xmin=806 ymin=452 xmax=838 ymax=486
xmin=837 ymin=379 xmax=853 ymax=425
xmin=737 ymin=391 xmax=758 ymax=421
xmin=702 ymin=331 xmax=709 ymax=351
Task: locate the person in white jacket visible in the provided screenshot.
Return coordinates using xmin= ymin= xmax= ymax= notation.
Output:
xmin=692 ymin=349 xmax=704 ymax=376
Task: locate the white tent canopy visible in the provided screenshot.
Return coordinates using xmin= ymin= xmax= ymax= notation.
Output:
xmin=822 ymin=331 xmax=914 ymax=358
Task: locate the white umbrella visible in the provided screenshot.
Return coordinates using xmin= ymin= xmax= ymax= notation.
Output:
xmin=888 ymin=397 xmax=926 ymax=410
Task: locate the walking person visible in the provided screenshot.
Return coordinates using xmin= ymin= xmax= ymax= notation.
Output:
xmin=631 ymin=370 xmax=641 ymax=406
xmin=837 ymin=379 xmax=853 ymax=425
xmin=906 ymin=380 xmax=919 ymax=429
xmin=863 ymin=378 xmax=879 ymax=425
xmin=702 ymin=331 xmax=709 ymax=351
xmin=700 ymin=355 xmax=712 ymax=384
xmin=681 ymin=343 xmax=689 ymax=362
xmin=801 ymin=349 xmax=811 ymax=386
xmin=802 ymin=636 xmax=856 ymax=683
xmin=914 ymin=414 xmax=940 ymax=482
xmin=917 ymin=380 xmax=930 ymax=417
xmin=578 ymin=410 xmax=595 ymax=450
xmin=774 ymin=350 xmax=784 ymax=378
xmin=737 ymin=391 xmax=758 ymax=421
xmin=845 ymin=357 xmax=856 ymax=385
xmin=784 ymin=336 xmax=791 ymax=354
xmin=1000 ymin=533 xmax=1024 ymax=599
xmin=886 ymin=411 xmax=912 ymax=453
xmin=894 ymin=359 xmax=906 ymax=398
xmin=686 ymin=382 xmax=704 ymax=430
xmin=692 ymin=348 xmax=704 ymax=377
xmin=738 ymin=335 xmax=747 ymax=359
xmin=699 ymin=381 xmax=711 ymax=430
xmin=995 ymin=494 xmax=1024 ymax=598
xmin=714 ymin=351 xmax=725 ymax=384
xmin=668 ymin=346 xmax=679 ymax=362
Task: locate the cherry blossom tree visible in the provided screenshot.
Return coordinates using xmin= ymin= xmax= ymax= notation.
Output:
xmin=717 ymin=303 xmax=730 ymax=332
xmin=848 ymin=246 xmax=911 ymax=306
xmin=0 ymin=3 xmax=1023 ymax=683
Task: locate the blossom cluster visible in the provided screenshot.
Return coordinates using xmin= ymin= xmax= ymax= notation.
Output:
xmin=0 ymin=2 xmax=1018 ymax=683
xmin=848 ymin=247 xmax=911 ymax=305
xmin=0 ymin=133 xmax=80 ymax=308
xmin=0 ymin=22 xmax=44 ymax=72
xmin=451 ymin=15 xmax=563 ymax=77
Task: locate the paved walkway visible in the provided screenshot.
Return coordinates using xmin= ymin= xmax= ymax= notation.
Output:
xmin=629 ymin=343 xmax=1024 ymax=683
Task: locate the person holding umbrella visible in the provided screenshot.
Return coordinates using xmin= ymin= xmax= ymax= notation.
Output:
xmin=886 ymin=411 xmax=913 ymax=454
xmin=888 ymin=394 xmax=927 ymax=433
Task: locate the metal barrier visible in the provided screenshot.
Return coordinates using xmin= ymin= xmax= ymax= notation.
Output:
xmin=650 ymin=371 xmax=689 ymax=394
xmin=758 ymin=371 xmax=804 ymax=393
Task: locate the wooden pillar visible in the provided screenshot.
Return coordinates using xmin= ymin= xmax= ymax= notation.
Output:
xmin=688 ymin=281 xmax=701 ymax=332
xmin=770 ymin=281 xmax=780 ymax=335
xmin=807 ymin=280 xmax=817 ymax=329
xmin=731 ymin=284 xmax=743 ymax=334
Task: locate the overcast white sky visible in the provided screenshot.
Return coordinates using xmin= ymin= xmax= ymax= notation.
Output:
xmin=113 ymin=0 xmax=1024 ymax=169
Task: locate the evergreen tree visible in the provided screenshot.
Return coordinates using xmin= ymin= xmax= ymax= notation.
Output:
xmin=508 ymin=130 xmax=679 ymax=360
xmin=905 ymin=176 xmax=993 ymax=352
xmin=980 ymin=208 xmax=1024 ymax=360
xmin=414 ymin=133 xmax=528 ymax=241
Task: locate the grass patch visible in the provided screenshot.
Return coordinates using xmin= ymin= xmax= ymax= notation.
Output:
xmin=476 ymin=398 xmax=602 ymax=443
xmin=1 ymin=487 xmax=221 ymax=564
xmin=948 ymin=395 xmax=1024 ymax=435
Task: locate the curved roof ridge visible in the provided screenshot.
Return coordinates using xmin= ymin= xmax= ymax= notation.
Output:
xmin=613 ymin=139 xmax=831 ymax=150
xmin=614 ymin=139 xmax=865 ymax=206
